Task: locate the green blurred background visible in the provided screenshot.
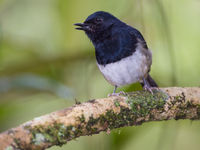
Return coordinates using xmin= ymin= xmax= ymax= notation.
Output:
xmin=0 ymin=0 xmax=200 ymax=149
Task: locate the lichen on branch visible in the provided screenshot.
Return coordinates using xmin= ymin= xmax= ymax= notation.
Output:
xmin=0 ymin=87 xmax=200 ymax=150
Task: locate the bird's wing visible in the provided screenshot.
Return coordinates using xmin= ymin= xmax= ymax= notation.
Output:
xmin=126 ymin=26 xmax=148 ymax=49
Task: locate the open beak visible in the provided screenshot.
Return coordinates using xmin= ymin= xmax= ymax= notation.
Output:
xmin=74 ymin=23 xmax=90 ymax=31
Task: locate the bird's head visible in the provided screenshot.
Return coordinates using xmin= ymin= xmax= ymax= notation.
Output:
xmin=74 ymin=11 xmax=122 ymax=42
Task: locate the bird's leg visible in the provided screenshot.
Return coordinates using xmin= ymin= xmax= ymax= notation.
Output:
xmin=142 ymin=77 xmax=153 ymax=94
xmin=113 ymin=85 xmax=117 ymax=93
xmin=108 ymin=86 xmax=126 ymax=97
xmin=108 ymin=85 xmax=119 ymax=97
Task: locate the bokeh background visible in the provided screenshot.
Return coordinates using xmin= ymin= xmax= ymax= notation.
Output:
xmin=0 ymin=0 xmax=200 ymax=149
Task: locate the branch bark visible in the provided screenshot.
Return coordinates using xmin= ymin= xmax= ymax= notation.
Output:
xmin=0 ymin=87 xmax=200 ymax=150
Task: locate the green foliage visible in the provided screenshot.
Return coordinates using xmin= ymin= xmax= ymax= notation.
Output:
xmin=126 ymin=90 xmax=167 ymax=117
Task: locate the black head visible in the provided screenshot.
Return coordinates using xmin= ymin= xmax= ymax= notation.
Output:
xmin=74 ymin=11 xmax=122 ymax=43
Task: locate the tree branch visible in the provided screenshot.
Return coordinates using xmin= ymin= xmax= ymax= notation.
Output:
xmin=0 ymin=87 xmax=200 ymax=150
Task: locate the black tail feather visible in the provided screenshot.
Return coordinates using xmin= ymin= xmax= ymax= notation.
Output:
xmin=140 ymin=75 xmax=158 ymax=88
xmin=146 ymin=75 xmax=158 ymax=87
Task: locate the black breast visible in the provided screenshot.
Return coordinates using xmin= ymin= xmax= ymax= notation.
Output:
xmin=95 ymin=27 xmax=138 ymax=65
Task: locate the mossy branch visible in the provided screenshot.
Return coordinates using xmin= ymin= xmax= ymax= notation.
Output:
xmin=0 ymin=87 xmax=200 ymax=150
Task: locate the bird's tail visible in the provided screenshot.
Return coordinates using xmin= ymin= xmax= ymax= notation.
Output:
xmin=146 ymin=75 xmax=158 ymax=87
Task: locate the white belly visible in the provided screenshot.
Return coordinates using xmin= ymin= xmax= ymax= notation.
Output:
xmin=97 ymin=49 xmax=151 ymax=87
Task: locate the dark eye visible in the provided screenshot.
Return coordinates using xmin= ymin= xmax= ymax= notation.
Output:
xmin=95 ymin=18 xmax=103 ymax=23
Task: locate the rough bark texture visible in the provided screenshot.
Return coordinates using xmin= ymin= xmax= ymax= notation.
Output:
xmin=0 ymin=87 xmax=200 ymax=150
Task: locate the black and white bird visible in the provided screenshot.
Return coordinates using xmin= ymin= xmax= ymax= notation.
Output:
xmin=74 ymin=11 xmax=158 ymax=95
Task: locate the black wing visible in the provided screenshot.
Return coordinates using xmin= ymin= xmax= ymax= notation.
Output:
xmin=95 ymin=26 xmax=147 ymax=65
xmin=127 ymin=25 xmax=148 ymax=49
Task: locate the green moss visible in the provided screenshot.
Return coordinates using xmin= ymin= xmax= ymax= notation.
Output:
xmin=31 ymin=124 xmax=70 ymax=146
xmin=173 ymin=95 xmax=185 ymax=105
xmin=104 ymin=108 xmax=134 ymax=128
xmin=73 ymin=125 xmax=83 ymax=136
xmin=175 ymin=111 xmax=187 ymax=120
xmin=82 ymin=90 xmax=168 ymax=131
xmin=126 ymin=90 xmax=167 ymax=117
xmin=114 ymin=100 xmax=120 ymax=107
xmin=86 ymin=115 xmax=99 ymax=134
xmin=79 ymin=114 xmax=85 ymax=123
xmin=171 ymin=92 xmax=200 ymax=120
xmin=13 ymin=138 xmax=20 ymax=148
xmin=32 ymin=133 xmax=45 ymax=145
xmin=5 ymin=146 xmax=14 ymax=150
xmin=30 ymin=122 xmax=86 ymax=147
xmin=31 ymin=89 xmax=200 ymax=148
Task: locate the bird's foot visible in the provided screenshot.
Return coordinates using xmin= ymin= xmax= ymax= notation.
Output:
xmin=143 ymin=86 xmax=160 ymax=94
xmin=119 ymin=91 xmax=127 ymax=96
xmin=108 ymin=93 xmax=120 ymax=97
xmin=142 ymin=77 xmax=160 ymax=94
xmin=143 ymin=84 xmax=153 ymax=94
xmin=107 ymin=91 xmax=126 ymax=97
xmin=151 ymin=87 xmax=160 ymax=90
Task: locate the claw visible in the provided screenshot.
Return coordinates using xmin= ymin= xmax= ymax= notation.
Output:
xmin=119 ymin=91 xmax=126 ymax=96
xmin=143 ymin=84 xmax=153 ymax=94
xmin=108 ymin=93 xmax=120 ymax=97
xmin=142 ymin=77 xmax=155 ymax=94
xmin=107 ymin=91 xmax=126 ymax=97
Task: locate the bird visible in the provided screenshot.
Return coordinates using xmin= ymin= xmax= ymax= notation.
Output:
xmin=74 ymin=11 xmax=158 ymax=95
